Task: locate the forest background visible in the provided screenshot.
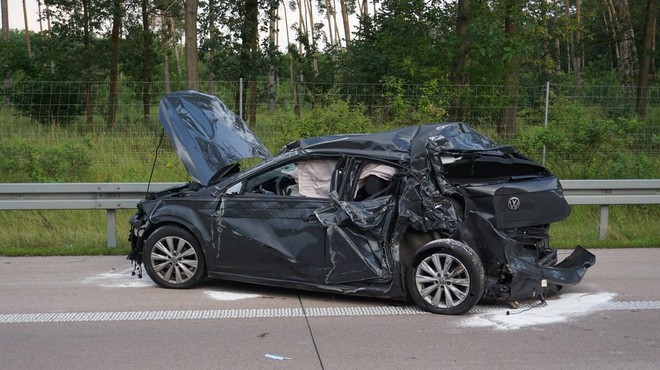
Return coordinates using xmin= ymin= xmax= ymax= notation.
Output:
xmin=0 ymin=0 xmax=658 ymax=252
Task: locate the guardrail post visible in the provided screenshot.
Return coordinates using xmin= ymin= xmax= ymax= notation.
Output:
xmin=598 ymin=205 xmax=609 ymax=240
xmin=107 ymin=209 xmax=117 ymax=248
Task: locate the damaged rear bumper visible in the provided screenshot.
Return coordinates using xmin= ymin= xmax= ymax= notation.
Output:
xmin=490 ymin=246 xmax=596 ymax=300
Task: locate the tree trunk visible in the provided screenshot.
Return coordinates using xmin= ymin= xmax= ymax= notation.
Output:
xmin=22 ymin=0 xmax=32 ymax=57
xmin=161 ymin=14 xmax=171 ymax=94
xmin=169 ymin=16 xmax=182 ymax=77
xmin=449 ymin=0 xmax=470 ymax=122
xmin=208 ymin=0 xmax=218 ymax=94
xmin=291 ymin=49 xmax=300 ymax=119
xmin=563 ymin=0 xmax=572 ymax=74
xmin=37 ymin=0 xmax=43 ymax=32
xmin=324 ymin=0 xmax=334 ymax=46
xmin=305 ymin=0 xmax=319 ymax=78
xmin=108 ymin=0 xmax=122 ymax=127
xmin=636 ymin=0 xmax=656 ymax=117
xmin=360 ymin=0 xmax=368 ymax=17
xmin=296 ymin=0 xmax=306 ymax=54
xmin=331 ymin=0 xmax=342 ymax=48
xmin=604 ymin=0 xmax=639 ymax=87
xmin=617 ymin=0 xmax=638 ymax=88
xmin=82 ymin=0 xmax=93 ymax=127
xmin=2 ymin=0 xmax=10 ymax=107
xmin=283 ymin=5 xmax=298 ymax=117
xmin=497 ymin=0 xmax=522 ymax=137
xmin=602 ymin=1 xmax=619 ymax=70
xmin=241 ymin=0 xmax=259 ymax=127
xmin=268 ymin=3 xmax=277 ymax=111
xmin=141 ymin=0 xmax=151 ymax=121
xmin=1 ymin=0 xmax=7 ymax=41
xmin=184 ymin=0 xmax=199 ymax=90
xmin=340 ymin=0 xmax=350 ymax=47
xmin=46 ymin=2 xmax=52 ymax=34
xmin=573 ymin=0 xmax=582 ymax=85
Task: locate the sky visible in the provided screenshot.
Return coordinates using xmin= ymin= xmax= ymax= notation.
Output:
xmin=7 ymin=0 xmax=41 ymax=31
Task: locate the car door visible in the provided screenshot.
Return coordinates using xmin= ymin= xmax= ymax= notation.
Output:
xmin=212 ymin=159 xmax=337 ymax=284
xmin=316 ymin=157 xmax=399 ymax=284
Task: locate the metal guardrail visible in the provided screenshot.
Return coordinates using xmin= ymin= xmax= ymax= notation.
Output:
xmin=0 ymin=183 xmax=181 ymax=248
xmin=562 ymin=179 xmax=660 ymax=240
xmin=1 ymin=180 xmax=658 ymax=247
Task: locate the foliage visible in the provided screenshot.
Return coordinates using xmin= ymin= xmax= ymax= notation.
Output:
xmin=3 ymin=30 xmax=95 ymax=125
xmin=0 ymin=137 xmax=93 ymax=182
xmin=514 ymin=97 xmax=659 ymax=179
xmin=273 ymin=94 xmax=379 ymax=149
xmin=9 ymin=80 xmax=86 ymax=126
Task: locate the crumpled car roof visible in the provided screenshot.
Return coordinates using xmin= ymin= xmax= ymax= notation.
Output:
xmin=283 ymin=122 xmax=504 ymax=164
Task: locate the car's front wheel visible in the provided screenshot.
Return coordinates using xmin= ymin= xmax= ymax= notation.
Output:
xmin=406 ymin=240 xmax=484 ymax=315
xmin=143 ymin=225 xmax=206 ymax=289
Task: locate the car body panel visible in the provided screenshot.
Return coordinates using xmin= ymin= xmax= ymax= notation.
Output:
xmin=159 ymin=90 xmax=271 ymax=186
xmin=214 ymin=195 xmax=329 ymax=283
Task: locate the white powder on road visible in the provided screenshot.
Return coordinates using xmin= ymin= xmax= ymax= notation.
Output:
xmin=85 ymin=267 xmax=262 ymax=300
xmin=460 ymin=292 xmax=616 ymax=330
xmin=84 ymin=267 xmax=156 ymax=288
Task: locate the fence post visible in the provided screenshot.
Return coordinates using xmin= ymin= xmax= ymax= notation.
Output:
xmin=542 ymin=81 xmax=550 ymax=166
xmin=239 ymin=77 xmax=244 ymax=118
xmin=598 ymin=205 xmax=609 ymax=240
xmin=107 ymin=209 xmax=117 ymax=248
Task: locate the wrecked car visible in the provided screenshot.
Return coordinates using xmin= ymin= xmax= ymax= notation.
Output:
xmin=128 ymin=90 xmax=595 ymax=315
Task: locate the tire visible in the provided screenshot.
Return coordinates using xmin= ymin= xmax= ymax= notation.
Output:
xmin=406 ymin=240 xmax=484 ymax=315
xmin=143 ymin=225 xmax=206 ymax=289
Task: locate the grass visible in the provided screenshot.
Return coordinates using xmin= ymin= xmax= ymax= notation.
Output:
xmin=0 ymin=210 xmax=133 ymax=256
xmin=551 ymin=205 xmax=660 ymax=248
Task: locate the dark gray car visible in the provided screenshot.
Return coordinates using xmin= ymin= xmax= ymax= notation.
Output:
xmin=127 ymin=90 xmax=595 ymax=315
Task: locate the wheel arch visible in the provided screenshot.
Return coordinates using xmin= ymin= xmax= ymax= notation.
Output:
xmin=141 ymin=217 xmax=209 ymax=255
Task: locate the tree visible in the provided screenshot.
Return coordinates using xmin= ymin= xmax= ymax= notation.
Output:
xmin=347 ymin=0 xmax=446 ymax=84
xmin=184 ymin=0 xmax=199 ymax=90
xmin=1 ymin=0 xmax=7 ymax=41
xmin=448 ymin=0 xmax=469 ymax=122
xmin=496 ymin=0 xmax=522 ymax=136
xmin=2 ymin=0 xmax=10 ymax=106
xmin=22 ymin=0 xmax=32 ymax=57
xmin=339 ymin=0 xmax=351 ymax=46
xmin=267 ymin=0 xmax=279 ymax=110
xmin=141 ymin=0 xmax=152 ymax=120
xmin=108 ymin=0 xmax=123 ymax=127
xmin=603 ymin=0 xmax=638 ymax=87
xmin=636 ymin=0 xmax=656 ymax=117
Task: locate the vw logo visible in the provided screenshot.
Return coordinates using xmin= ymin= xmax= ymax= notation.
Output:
xmin=507 ymin=197 xmax=521 ymax=211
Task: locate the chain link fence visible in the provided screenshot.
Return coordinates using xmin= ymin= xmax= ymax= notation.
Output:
xmin=1 ymin=80 xmax=658 ymax=183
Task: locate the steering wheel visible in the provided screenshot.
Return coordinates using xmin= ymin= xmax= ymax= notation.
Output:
xmin=275 ymin=175 xmax=287 ymax=195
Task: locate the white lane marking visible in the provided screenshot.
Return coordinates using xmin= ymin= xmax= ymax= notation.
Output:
xmin=203 ymin=290 xmax=262 ymax=301
xmin=2 ymin=297 xmax=660 ymax=325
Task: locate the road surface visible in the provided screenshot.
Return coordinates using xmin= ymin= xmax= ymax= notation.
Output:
xmin=1 ymin=248 xmax=659 ymax=369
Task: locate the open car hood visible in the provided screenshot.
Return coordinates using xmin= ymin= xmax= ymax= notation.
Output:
xmin=159 ymin=91 xmax=271 ymax=186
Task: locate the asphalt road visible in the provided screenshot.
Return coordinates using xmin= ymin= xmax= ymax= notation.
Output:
xmin=1 ymin=248 xmax=660 ymax=370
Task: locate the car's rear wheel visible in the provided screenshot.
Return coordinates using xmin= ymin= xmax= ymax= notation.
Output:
xmin=143 ymin=225 xmax=206 ymax=289
xmin=406 ymin=240 xmax=484 ymax=315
